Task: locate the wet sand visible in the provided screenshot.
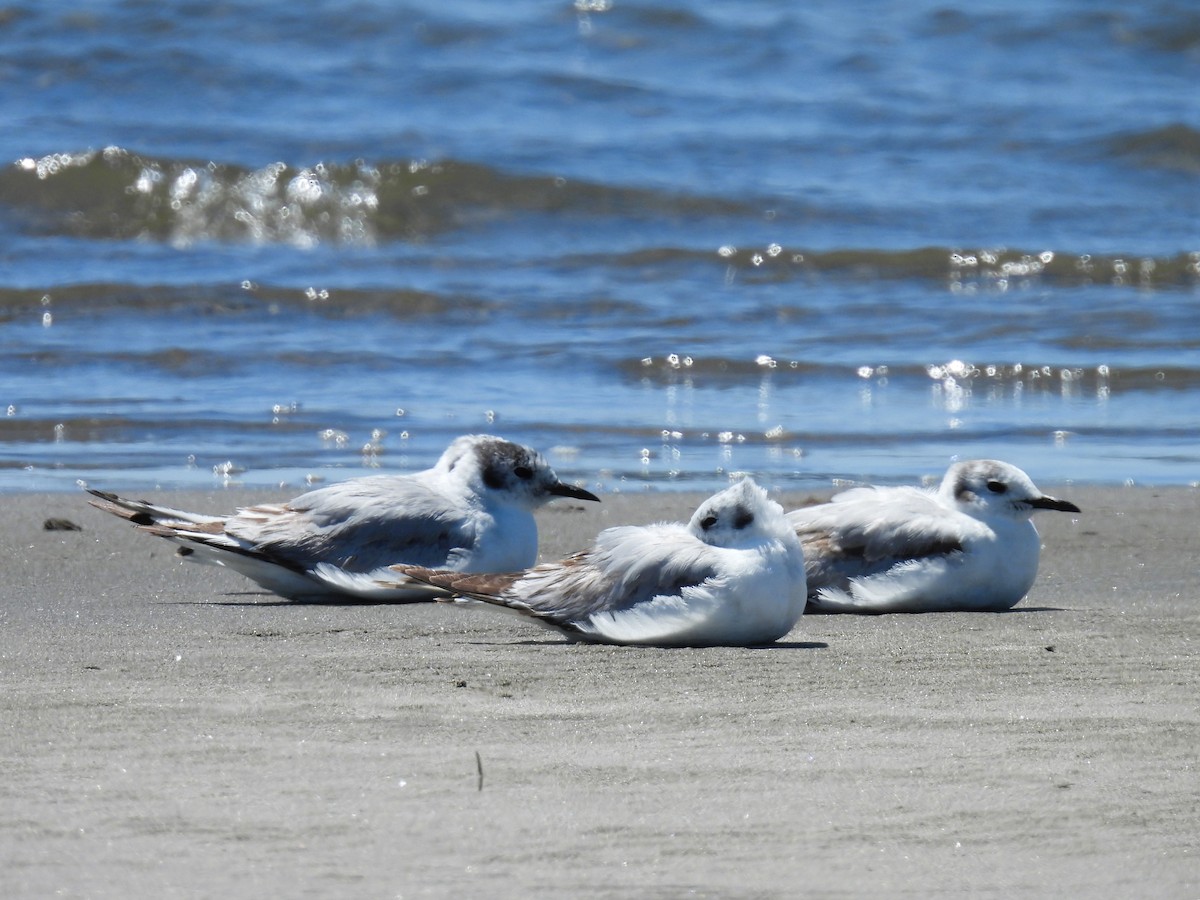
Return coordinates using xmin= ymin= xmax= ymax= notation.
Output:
xmin=2 ymin=486 xmax=1197 ymax=898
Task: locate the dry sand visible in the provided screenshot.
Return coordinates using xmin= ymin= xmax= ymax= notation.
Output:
xmin=2 ymin=485 xmax=1197 ymax=898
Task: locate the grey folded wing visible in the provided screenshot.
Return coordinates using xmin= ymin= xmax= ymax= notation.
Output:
xmin=226 ymin=479 xmax=481 ymax=573
xmin=789 ymin=487 xmax=965 ymax=594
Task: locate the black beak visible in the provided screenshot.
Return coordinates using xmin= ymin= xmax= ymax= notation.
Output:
xmin=1029 ymin=495 xmax=1080 ymax=513
xmin=548 ymin=481 xmax=601 ymax=502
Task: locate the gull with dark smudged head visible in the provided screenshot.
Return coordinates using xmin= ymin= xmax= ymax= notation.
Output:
xmin=87 ymin=434 xmax=598 ymax=602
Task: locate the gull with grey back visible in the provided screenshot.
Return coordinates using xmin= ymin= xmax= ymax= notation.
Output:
xmin=87 ymin=434 xmax=598 ymax=602
xmin=390 ymin=478 xmax=808 ymax=647
xmin=788 ymin=460 xmax=1080 ymax=613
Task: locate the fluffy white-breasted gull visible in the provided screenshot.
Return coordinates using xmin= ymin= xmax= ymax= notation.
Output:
xmin=787 ymin=459 xmax=1080 ymax=614
xmin=388 ymin=478 xmax=808 ymax=647
xmin=87 ymin=434 xmax=599 ymax=602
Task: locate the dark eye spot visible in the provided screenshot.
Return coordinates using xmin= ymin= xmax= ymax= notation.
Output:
xmin=733 ymin=508 xmax=754 ymax=529
xmin=700 ymin=515 xmax=718 ymax=530
xmin=514 ymin=465 xmax=533 ymax=480
xmin=986 ymin=480 xmax=1007 ymax=494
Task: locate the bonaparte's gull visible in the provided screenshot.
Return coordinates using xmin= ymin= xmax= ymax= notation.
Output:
xmin=787 ymin=460 xmax=1080 ymax=613
xmin=87 ymin=434 xmax=599 ymax=602
xmin=388 ymin=478 xmax=807 ymax=646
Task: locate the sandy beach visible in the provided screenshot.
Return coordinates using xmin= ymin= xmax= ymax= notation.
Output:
xmin=2 ymin=485 xmax=1197 ymax=898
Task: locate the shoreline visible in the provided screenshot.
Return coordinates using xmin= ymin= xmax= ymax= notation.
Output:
xmin=3 ymin=486 xmax=1197 ymax=897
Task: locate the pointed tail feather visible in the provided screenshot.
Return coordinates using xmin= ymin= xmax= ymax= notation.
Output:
xmin=386 ymin=564 xmax=584 ymax=632
xmin=388 ymin=565 xmax=525 ymax=602
xmin=86 ymin=489 xmax=226 ymax=528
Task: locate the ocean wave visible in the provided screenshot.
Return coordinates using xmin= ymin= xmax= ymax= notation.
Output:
xmin=3 ymin=149 xmax=1198 ymax=295
xmin=622 ymin=356 xmax=1200 ymax=391
xmin=0 ymin=147 xmax=749 ymax=247
xmin=1106 ymin=123 xmax=1200 ymax=174
xmin=705 ymin=245 xmax=1200 ymax=289
xmin=3 ymin=256 xmax=1196 ymax=329
xmin=0 ymin=283 xmax=489 ymax=319
xmin=548 ymin=244 xmax=1200 ymax=290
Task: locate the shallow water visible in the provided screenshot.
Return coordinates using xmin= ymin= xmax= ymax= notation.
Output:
xmin=2 ymin=1 xmax=1198 ymax=493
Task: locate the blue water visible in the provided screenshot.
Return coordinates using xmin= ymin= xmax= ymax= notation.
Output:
xmin=1 ymin=1 xmax=1198 ymax=493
